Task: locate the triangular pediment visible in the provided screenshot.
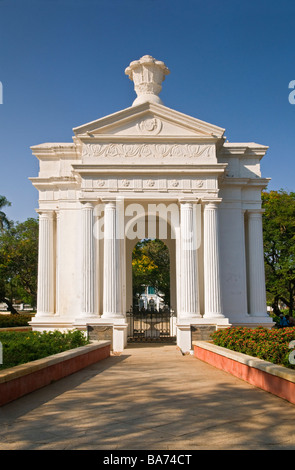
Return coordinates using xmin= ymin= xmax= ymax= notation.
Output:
xmin=72 ymin=102 xmax=225 ymax=140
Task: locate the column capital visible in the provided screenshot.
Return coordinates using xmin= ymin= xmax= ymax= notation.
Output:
xmin=80 ymin=200 xmax=95 ymax=208
xmin=102 ymin=199 xmax=118 ymax=209
xmin=202 ymin=198 xmax=222 ymax=208
xmin=36 ymin=209 xmax=56 ymax=218
xmin=101 ymin=196 xmax=124 ymax=203
xmin=246 ymin=208 xmax=265 ymax=216
xmin=178 ymin=197 xmax=200 ymax=205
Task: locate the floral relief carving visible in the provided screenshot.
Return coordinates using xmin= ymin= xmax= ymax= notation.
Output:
xmin=195 ymin=181 xmax=204 ymax=188
xmin=82 ymin=143 xmax=214 ymax=160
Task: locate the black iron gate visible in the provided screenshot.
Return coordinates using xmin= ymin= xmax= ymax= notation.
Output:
xmin=127 ymin=307 xmax=176 ymax=343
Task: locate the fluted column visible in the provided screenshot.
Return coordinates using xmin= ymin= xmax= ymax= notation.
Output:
xmin=203 ymin=202 xmax=224 ymax=318
xmin=55 ymin=210 xmax=60 ymax=315
xmin=247 ymin=210 xmax=267 ymax=316
xmin=81 ymin=202 xmax=96 ymax=317
xmin=102 ymin=200 xmax=123 ymax=318
xmin=36 ymin=210 xmax=55 ymax=317
xmin=179 ymin=201 xmax=200 ymax=319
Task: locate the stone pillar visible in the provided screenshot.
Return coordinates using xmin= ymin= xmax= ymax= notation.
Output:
xmin=36 ymin=210 xmax=55 ymax=317
xmin=247 ymin=209 xmax=267 ymax=316
xmin=102 ymin=200 xmax=123 ymax=319
xmin=81 ymin=201 xmax=96 ymax=317
xmin=179 ymin=201 xmax=200 ymax=319
xmin=203 ymin=201 xmax=224 ymax=319
xmin=55 ymin=210 xmax=60 ymax=316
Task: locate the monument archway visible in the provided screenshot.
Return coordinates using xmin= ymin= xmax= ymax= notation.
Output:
xmin=30 ymin=55 xmax=273 ymax=352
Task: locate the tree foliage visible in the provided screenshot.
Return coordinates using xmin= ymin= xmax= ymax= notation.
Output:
xmin=132 ymin=239 xmax=170 ymax=306
xmin=0 ymin=195 xmax=11 ymax=230
xmin=0 ymin=217 xmax=39 ymax=312
xmin=262 ymin=190 xmax=295 ymax=315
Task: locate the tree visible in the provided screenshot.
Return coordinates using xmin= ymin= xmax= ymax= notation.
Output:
xmin=0 ymin=218 xmax=39 ymax=313
xmin=0 ymin=195 xmax=11 ymax=230
xmin=132 ymin=239 xmax=170 ymax=306
xmin=262 ymin=190 xmax=295 ymax=316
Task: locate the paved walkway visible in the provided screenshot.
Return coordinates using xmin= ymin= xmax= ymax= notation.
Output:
xmin=1 ymin=344 xmax=295 ymax=450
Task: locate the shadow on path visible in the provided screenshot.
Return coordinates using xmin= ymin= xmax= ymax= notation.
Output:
xmin=1 ymin=345 xmax=295 ymax=450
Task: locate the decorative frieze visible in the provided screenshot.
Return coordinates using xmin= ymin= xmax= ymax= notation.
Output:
xmin=81 ymin=176 xmax=209 ymax=193
xmin=82 ymin=142 xmax=214 ymax=161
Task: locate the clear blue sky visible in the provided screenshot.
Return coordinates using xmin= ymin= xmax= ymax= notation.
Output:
xmin=0 ymin=0 xmax=294 ymax=222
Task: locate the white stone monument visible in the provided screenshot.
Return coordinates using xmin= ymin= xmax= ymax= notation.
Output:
xmin=29 ymin=55 xmax=273 ymax=352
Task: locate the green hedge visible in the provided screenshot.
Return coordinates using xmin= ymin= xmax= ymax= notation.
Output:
xmin=0 ymin=330 xmax=89 ymax=370
xmin=211 ymin=326 xmax=295 ymax=370
xmin=0 ymin=314 xmax=34 ymax=328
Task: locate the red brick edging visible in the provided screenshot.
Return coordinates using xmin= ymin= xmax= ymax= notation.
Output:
xmin=0 ymin=341 xmax=110 ymax=406
xmin=193 ymin=341 xmax=295 ymax=405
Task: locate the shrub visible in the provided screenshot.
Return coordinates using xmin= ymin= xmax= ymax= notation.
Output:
xmin=211 ymin=326 xmax=295 ymax=369
xmin=0 ymin=330 xmax=89 ymax=370
xmin=0 ymin=314 xmax=34 ymax=328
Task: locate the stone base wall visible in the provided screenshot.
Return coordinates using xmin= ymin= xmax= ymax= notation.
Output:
xmin=191 ymin=325 xmax=217 ymax=342
xmin=87 ymin=325 xmax=113 ymax=348
xmin=193 ymin=341 xmax=295 ymax=405
xmin=0 ymin=341 xmax=111 ymax=406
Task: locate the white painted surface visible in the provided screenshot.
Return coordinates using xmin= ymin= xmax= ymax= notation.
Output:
xmin=30 ymin=56 xmax=273 ymax=351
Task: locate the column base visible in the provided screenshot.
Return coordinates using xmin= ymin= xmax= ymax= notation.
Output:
xmin=229 ymin=314 xmax=274 ymax=329
xmin=248 ymin=312 xmax=269 ymax=317
xmin=176 ymin=324 xmax=192 ymax=353
xmin=176 ymin=317 xmax=231 ymax=353
xmin=101 ymin=313 xmax=126 ymax=320
xmin=29 ymin=318 xmax=74 ymax=332
xmin=76 ymin=317 xmax=128 ymax=352
xmin=77 ymin=313 xmax=101 ymax=321
xmin=33 ymin=312 xmax=56 ymax=319
xmin=203 ymin=312 xmax=226 ymax=320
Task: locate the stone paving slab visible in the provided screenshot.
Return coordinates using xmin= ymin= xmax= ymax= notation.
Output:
xmin=1 ymin=344 xmax=295 ymax=450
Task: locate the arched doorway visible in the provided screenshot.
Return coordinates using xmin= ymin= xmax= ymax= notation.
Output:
xmin=132 ymin=239 xmax=170 ymax=310
xmin=125 ymin=208 xmax=177 ymax=343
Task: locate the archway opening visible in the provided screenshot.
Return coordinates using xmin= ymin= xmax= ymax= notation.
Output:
xmin=132 ymin=238 xmax=170 ymax=311
xmin=127 ymin=238 xmax=176 ymax=343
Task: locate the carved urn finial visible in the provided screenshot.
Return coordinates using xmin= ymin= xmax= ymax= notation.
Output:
xmin=125 ymin=55 xmax=170 ymax=106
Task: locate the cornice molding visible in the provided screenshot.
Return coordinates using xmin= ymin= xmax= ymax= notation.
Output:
xmin=219 ymin=142 xmax=269 ymax=159
xmin=72 ymin=163 xmax=228 ymax=176
xmin=220 ymin=177 xmax=270 ymax=188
